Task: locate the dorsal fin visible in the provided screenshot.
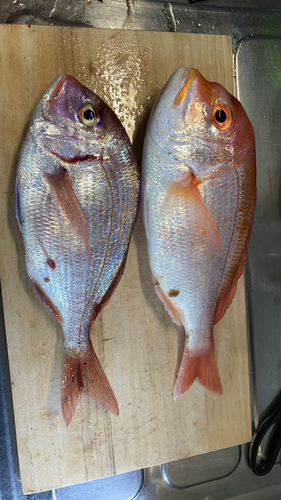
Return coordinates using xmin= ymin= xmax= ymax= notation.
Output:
xmin=214 ymin=217 xmax=253 ymax=324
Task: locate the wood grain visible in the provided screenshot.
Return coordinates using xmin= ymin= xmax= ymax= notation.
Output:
xmin=0 ymin=25 xmax=251 ymax=494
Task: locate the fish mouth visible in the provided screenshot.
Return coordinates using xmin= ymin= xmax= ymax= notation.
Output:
xmin=41 ymin=133 xmax=84 ymax=142
xmin=41 ymin=132 xmax=106 ymax=151
xmin=52 ymin=74 xmax=69 ymax=99
xmin=174 ymin=68 xmax=199 ymax=105
xmin=40 ymin=133 xmax=104 ymax=163
xmin=49 ymin=74 xmax=78 ymax=103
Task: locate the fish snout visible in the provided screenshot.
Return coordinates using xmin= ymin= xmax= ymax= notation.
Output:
xmin=174 ymin=68 xmax=200 ymax=105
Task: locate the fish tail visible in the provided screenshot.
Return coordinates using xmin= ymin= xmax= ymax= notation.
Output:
xmin=62 ymin=353 xmax=83 ymax=426
xmin=174 ymin=339 xmax=223 ymax=399
xmin=62 ymin=340 xmax=119 ymax=426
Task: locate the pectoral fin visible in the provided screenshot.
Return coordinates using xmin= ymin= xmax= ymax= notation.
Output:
xmin=169 ymin=173 xmax=223 ymax=254
xmin=45 ymin=167 xmax=90 ymax=260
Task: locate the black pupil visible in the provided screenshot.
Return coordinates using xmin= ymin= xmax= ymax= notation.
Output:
xmin=83 ymin=108 xmax=95 ymax=121
xmin=215 ymin=109 xmax=227 ymax=123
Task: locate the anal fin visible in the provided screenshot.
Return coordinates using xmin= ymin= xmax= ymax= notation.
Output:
xmin=154 ymin=284 xmax=184 ymax=327
xmin=31 ymin=280 xmax=62 ymax=323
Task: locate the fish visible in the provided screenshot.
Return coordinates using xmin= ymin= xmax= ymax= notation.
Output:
xmin=16 ymin=74 xmax=140 ymax=425
xmin=142 ymin=68 xmax=256 ymax=398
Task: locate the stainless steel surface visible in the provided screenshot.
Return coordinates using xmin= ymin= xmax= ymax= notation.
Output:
xmin=54 ymin=470 xmax=144 ymax=500
xmin=1 ymin=1 xmax=281 ymax=499
xmin=162 ymin=446 xmax=241 ymax=488
xmin=1 ymin=0 xmax=281 ymax=47
xmin=137 ymin=447 xmax=281 ymax=499
xmin=236 ymin=36 xmax=281 ymax=423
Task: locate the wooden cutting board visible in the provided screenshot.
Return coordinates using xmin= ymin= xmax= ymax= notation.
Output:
xmin=0 ymin=25 xmax=251 ymax=494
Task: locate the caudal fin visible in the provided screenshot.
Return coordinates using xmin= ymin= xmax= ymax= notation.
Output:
xmin=62 ymin=340 xmax=119 ymax=426
xmin=174 ymin=340 xmax=223 ymax=399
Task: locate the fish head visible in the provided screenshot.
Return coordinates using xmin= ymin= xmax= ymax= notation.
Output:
xmin=148 ymin=67 xmax=255 ymax=178
xmin=30 ymin=75 xmax=124 ymax=163
xmin=46 ymin=74 xmax=105 ymax=128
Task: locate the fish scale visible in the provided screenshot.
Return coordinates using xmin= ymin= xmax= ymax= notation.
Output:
xmin=16 ymin=74 xmax=139 ymax=425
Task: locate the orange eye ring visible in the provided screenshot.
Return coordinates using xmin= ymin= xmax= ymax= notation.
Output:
xmin=212 ymin=103 xmax=232 ymax=131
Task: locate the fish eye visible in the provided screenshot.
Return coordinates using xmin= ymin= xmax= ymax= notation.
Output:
xmin=79 ymin=104 xmax=99 ymax=126
xmin=212 ymin=103 xmax=232 ymax=131
xmin=215 ymin=109 xmax=227 ymax=123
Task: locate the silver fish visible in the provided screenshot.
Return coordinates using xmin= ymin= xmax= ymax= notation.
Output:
xmin=16 ymin=75 xmax=140 ymax=425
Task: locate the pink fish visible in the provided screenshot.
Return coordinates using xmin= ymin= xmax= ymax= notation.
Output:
xmin=142 ymin=68 xmax=256 ymax=396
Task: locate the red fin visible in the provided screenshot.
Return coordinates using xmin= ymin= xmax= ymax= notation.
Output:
xmin=214 ymin=216 xmax=254 ymax=324
xmin=90 ymin=252 xmax=128 ymax=326
xmin=62 ymin=354 xmax=83 ymax=426
xmin=214 ymin=280 xmax=238 ymax=325
xmin=174 ymin=339 xmax=223 ymax=398
xmin=154 ymin=284 xmax=184 ymax=327
xmin=45 ymin=168 xmax=91 ymax=260
xmin=62 ymin=340 xmax=119 ymax=426
xmin=90 ymin=189 xmax=139 ymax=326
xmin=31 ymin=280 xmax=62 ymax=323
xmin=81 ymin=341 xmax=119 ymax=416
xmin=169 ymin=173 xmax=223 ymax=254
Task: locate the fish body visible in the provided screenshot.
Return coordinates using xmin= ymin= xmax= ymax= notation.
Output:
xmin=142 ymin=68 xmax=256 ymax=397
xmin=16 ymin=75 xmax=140 ymax=424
